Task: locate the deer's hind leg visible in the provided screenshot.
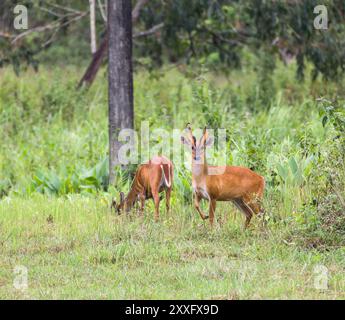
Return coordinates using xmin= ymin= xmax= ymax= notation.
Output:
xmin=233 ymin=199 xmax=254 ymax=229
xmin=165 ymin=187 xmax=171 ymax=215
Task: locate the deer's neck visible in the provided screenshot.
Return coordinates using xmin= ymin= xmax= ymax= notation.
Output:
xmin=192 ymin=159 xmax=208 ymax=183
xmin=124 ymin=182 xmax=140 ymax=210
xmin=191 ymin=160 xmax=210 ymax=199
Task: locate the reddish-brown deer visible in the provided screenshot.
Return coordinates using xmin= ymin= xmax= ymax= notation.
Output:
xmin=111 ymin=156 xmax=173 ymax=221
xmin=181 ymin=124 xmax=265 ymax=229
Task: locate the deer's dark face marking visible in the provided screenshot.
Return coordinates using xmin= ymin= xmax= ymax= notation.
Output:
xmin=181 ymin=126 xmax=213 ymax=163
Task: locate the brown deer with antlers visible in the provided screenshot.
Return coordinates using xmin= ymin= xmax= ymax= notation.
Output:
xmin=181 ymin=124 xmax=265 ymax=229
xmin=111 ymin=156 xmax=173 ymax=221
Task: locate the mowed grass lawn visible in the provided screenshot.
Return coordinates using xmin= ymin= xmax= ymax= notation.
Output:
xmin=0 ymin=195 xmax=344 ymax=299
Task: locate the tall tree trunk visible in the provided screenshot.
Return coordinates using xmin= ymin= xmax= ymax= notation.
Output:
xmin=108 ymin=0 xmax=133 ymax=185
xmin=89 ymin=0 xmax=97 ymax=54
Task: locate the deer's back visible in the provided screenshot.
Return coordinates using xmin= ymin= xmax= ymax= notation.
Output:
xmin=136 ymin=159 xmax=173 ymax=198
xmin=206 ymin=165 xmax=264 ymax=200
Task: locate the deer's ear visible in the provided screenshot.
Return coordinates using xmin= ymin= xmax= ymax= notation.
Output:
xmin=205 ymin=136 xmax=214 ymax=147
xmin=181 ymin=136 xmax=191 ymax=146
xmin=120 ymin=192 xmax=125 ymax=202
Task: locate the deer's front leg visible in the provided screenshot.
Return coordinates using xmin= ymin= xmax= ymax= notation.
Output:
xmin=209 ymin=199 xmax=216 ymax=227
xmin=165 ymin=187 xmax=171 ymax=215
xmin=194 ymin=193 xmax=209 ymax=220
xmin=139 ymin=192 xmax=145 ymax=216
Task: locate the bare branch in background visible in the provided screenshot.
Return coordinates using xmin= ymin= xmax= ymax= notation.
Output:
xmin=11 ymin=11 xmax=88 ymax=45
xmin=78 ymin=0 xmax=154 ymax=88
xmin=78 ymin=37 xmax=108 ymax=88
xmin=11 ymin=22 xmax=59 ymax=44
xmin=132 ymin=0 xmax=149 ymax=23
xmin=41 ymin=28 xmax=59 ymax=49
xmin=38 ymin=6 xmax=64 ymax=18
xmin=203 ymin=26 xmax=244 ymax=46
xmin=97 ymin=0 xmax=107 ymax=22
xmin=133 ymin=23 xmax=164 ymax=38
xmin=89 ymin=0 xmax=97 ymax=54
xmin=46 ymin=2 xmax=84 ymax=15
xmin=78 ymin=21 xmax=163 ymax=89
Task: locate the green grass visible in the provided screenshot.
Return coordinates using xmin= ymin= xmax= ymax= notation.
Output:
xmin=0 ymin=195 xmax=344 ymax=299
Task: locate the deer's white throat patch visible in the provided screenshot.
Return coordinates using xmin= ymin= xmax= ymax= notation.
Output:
xmin=193 ymin=184 xmax=210 ymax=201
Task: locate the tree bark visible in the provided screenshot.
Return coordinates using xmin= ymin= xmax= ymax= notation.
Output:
xmin=108 ymin=0 xmax=134 ymax=185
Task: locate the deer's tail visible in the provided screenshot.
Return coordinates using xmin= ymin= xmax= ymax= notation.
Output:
xmin=160 ymin=164 xmax=171 ymax=188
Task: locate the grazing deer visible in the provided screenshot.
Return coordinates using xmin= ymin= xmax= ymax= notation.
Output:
xmin=111 ymin=156 xmax=173 ymax=221
xmin=181 ymin=124 xmax=265 ymax=229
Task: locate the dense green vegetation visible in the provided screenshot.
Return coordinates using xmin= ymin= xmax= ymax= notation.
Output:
xmin=1 ymin=54 xmax=344 ymax=298
xmin=2 ymin=1 xmax=345 ymax=80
